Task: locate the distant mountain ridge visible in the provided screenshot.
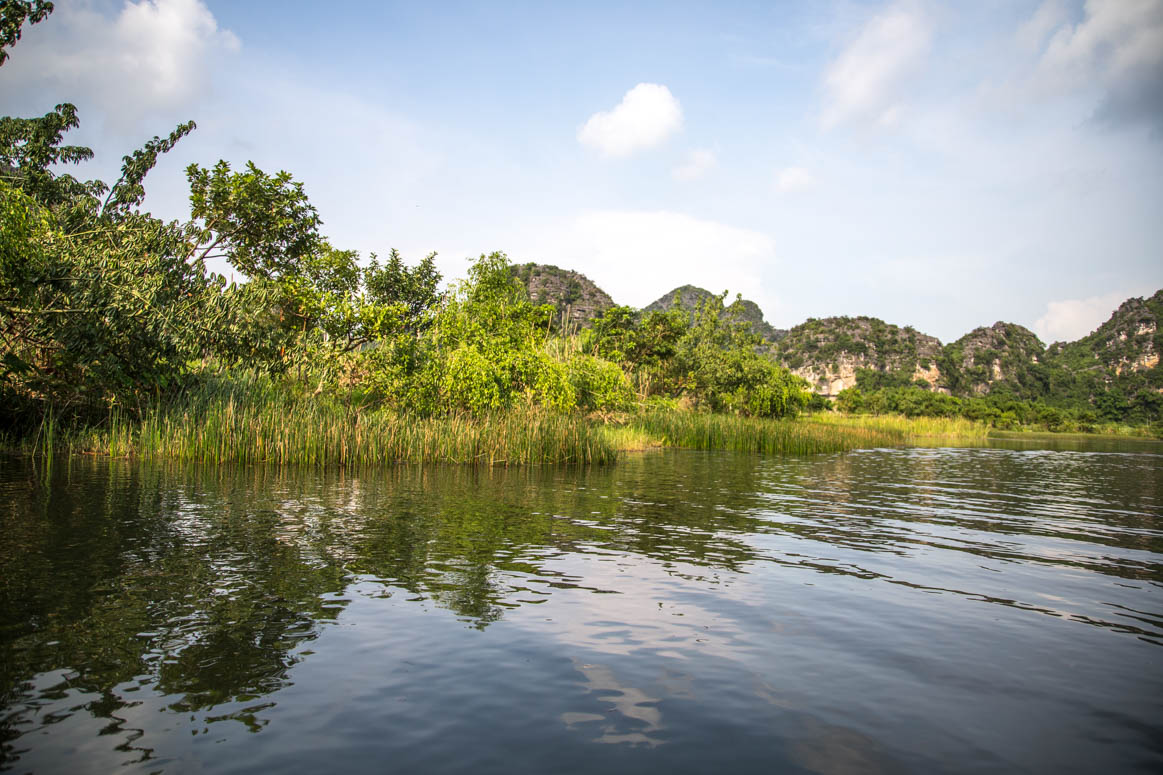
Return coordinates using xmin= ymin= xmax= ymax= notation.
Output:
xmin=511 ymin=265 xmax=1161 ymax=419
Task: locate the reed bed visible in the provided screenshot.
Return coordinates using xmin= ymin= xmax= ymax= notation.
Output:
xmin=803 ymin=412 xmax=992 ymax=444
xmin=59 ymin=381 xmax=617 ymax=466
xmin=10 ymin=378 xmax=1012 ymax=468
xmin=629 ymin=411 xmax=901 ymax=455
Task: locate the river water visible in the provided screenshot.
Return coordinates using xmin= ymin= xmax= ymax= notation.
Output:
xmin=1 ymin=443 xmax=1161 ymax=774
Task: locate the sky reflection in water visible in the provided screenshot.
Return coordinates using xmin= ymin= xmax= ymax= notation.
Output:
xmin=1 ymin=446 xmax=1160 ymax=774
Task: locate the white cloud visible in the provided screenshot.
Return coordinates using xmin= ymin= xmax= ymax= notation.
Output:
xmin=775 ymin=166 xmax=817 ymax=193
xmin=1029 ymin=0 xmax=1163 ymax=128
xmin=578 ymin=83 xmax=683 ymax=157
xmin=672 ymin=148 xmax=717 ymax=181
xmin=1017 ymin=0 xmax=1068 ymax=52
xmin=1033 ymin=290 xmax=1128 ymax=342
xmin=0 ymin=0 xmax=239 ymax=131
xmin=820 ymin=2 xmax=932 ymax=129
xmin=521 ymin=210 xmax=776 ymax=312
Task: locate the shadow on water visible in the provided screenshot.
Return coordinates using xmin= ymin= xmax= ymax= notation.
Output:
xmin=1 ymin=444 xmax=1161 ymax=773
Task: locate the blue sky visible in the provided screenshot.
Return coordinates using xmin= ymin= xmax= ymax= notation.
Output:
xmin=1 ymin=0 xmax=1161 ymax=343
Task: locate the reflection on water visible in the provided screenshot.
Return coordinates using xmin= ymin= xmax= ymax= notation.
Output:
xmin=1 ymin=446 xmax=1161 ymax=773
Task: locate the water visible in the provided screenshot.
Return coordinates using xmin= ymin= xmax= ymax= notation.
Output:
xmin=1 ymin=445 xmax=1161 ymax=774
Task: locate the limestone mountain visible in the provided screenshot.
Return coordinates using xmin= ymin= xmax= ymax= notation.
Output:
xmin=769 ymin=290 xmax=1161 ymax=421
xmin=773 ymin=316 xmax=943 ymax=397
xmin=510 ymin=263 xmax=615 ymax=328
xmin=509 ymin=260 xmax=1160 ymax=419
xmin=939 ymin=322 xmax=1048 ymax=399
xmin=1042 ymin=290 xmax=1162 ymax=421
xmin=645 ymin=285 xmax=787 ymax=343
xmin=643 ymin=285 xmax=717 ymax=316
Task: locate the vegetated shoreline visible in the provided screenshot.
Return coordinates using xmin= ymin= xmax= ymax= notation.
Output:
xmin=6 ymin=97 xmax=1159 ymax=457
xmin=10 ymin=384 xmax=1154 ymax=469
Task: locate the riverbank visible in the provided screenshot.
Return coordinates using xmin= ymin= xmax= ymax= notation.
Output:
xmin=7 ymin=383 xmax=1156 ymax=467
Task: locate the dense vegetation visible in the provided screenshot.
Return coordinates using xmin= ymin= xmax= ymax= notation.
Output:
xmin=0 ymin=110 xmax=812 ymax=459
xmin=0 ymin=7 xmax=821 ymax=464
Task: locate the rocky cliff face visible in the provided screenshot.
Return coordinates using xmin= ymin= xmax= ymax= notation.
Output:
xmin=510 ymin=263 xmax=615 ymax=328
xmin=1047 ymin=291 xmax=1162 ymax=375
xmin=773 ymin=316 xmax=943 ymax=397
xmin=644 ymin=285 xmax=717 ymax=316
xmin=941 ymin=322 xmax=1047 ymax=398
xmin=1040 ymin=290 xmax=1163 ymax=419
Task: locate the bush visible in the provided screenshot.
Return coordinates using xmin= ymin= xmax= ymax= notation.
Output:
xmin=567 ymin=355 xmax=634 ymax=412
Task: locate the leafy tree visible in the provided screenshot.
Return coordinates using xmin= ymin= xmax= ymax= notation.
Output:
xmin=101 ymin=121 xmax=197 ymax=217
xmin=671 ymin=293 xmax=806 ymax=417
xmin=0 ymin=0 xmax=52 ymax=66
xmin=583 ymin=305 xmax=686 ymax=371
xmin=0 ymin=181 xmax=227 ymax=419
xmin=0 ymin=103 xmax=233 ymax=423
xmin=0 ymin=104 xmax=103 ymax=225
xmin=186 ymin=160 xmax=322 ymax=280
xmin=364 ymin=248 xmax=443 ymax=334
xmin=360 ymin=251 xmax=578 ymax=415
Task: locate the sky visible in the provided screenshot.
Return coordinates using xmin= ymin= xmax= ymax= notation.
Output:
xmin=1 ymin=0 xmax=1161 ymax=344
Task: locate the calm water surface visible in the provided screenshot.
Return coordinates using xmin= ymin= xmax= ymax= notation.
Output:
xmin=1 ymin=444 xmax=1161 ymax=774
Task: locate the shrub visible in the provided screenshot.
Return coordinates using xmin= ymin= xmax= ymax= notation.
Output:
xmin=567 ymin=355 xmax=634 ymax=412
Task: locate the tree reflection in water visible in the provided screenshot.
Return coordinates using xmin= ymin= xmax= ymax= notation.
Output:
xmin=1 ymin=446 xmax=1160 ymax=770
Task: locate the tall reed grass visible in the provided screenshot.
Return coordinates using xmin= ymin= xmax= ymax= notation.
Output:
xmin=58 ymin=377 xmax=617 ymax=466
xmin=803 ymin=412 xmax=991 ymax=444
xmin=6 ymin=377 xmax=1010 ymax=468
xmin=629 ymin=411 xmax=901 ymax=455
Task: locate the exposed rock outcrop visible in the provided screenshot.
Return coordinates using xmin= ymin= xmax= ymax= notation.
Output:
xmin=510 ymin=263 xmax=615 ymax=328
xmin=773 ymin=316 xmax=943 ymax=397
xmin=941 ymin=322 xmax=1046 ymax=398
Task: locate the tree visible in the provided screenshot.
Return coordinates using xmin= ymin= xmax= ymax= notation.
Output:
xmin=0 ymin=103 xmax=229 ymax=422
xmin=0 ymin=0 xmax=53 ymax=66
xmin=364 ymin=248 xmax=443 ymax=334
xmin=0 ymin=103 xmax=102 ymax=225
xmin=186 ymin=160 xmax=322 ymax=280
xmin=101 ymin=121 xmax=197 ymax=217
xmin=671 ymin=293 xmax=807 ymax=417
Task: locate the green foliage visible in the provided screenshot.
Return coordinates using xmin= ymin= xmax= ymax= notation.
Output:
xmin=186 ymin=160 xmax=322 ymax=281
xmin=854 ymin=367 xmax=917 ymax=391
xmin=582 ymin=305 xmax=686 ymax=369
xmin=0 ymin=0 xmax=52 ymax=66
xmin=566 ymin=354 xmax=633 ymax=412
xmin=0 ymin=103 xmax=103 ymax=225
xmin=833 ymin=385 xmax=1140 ymax=432
xmin=671 ymin=293 xmax=807 ymax=417
xmin=365 ymin=248 xmax=443 ymax=333
xmin=0 ymin=181 xmax=226 ymax=421
xmin=102 ymin=121 xmax=197 ymax=217
xmin=0 ymin=105 xmax=272 ymax=425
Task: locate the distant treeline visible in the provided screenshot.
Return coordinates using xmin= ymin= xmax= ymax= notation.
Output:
xmin=836 ymin=385 xmax=1151 ymax=434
